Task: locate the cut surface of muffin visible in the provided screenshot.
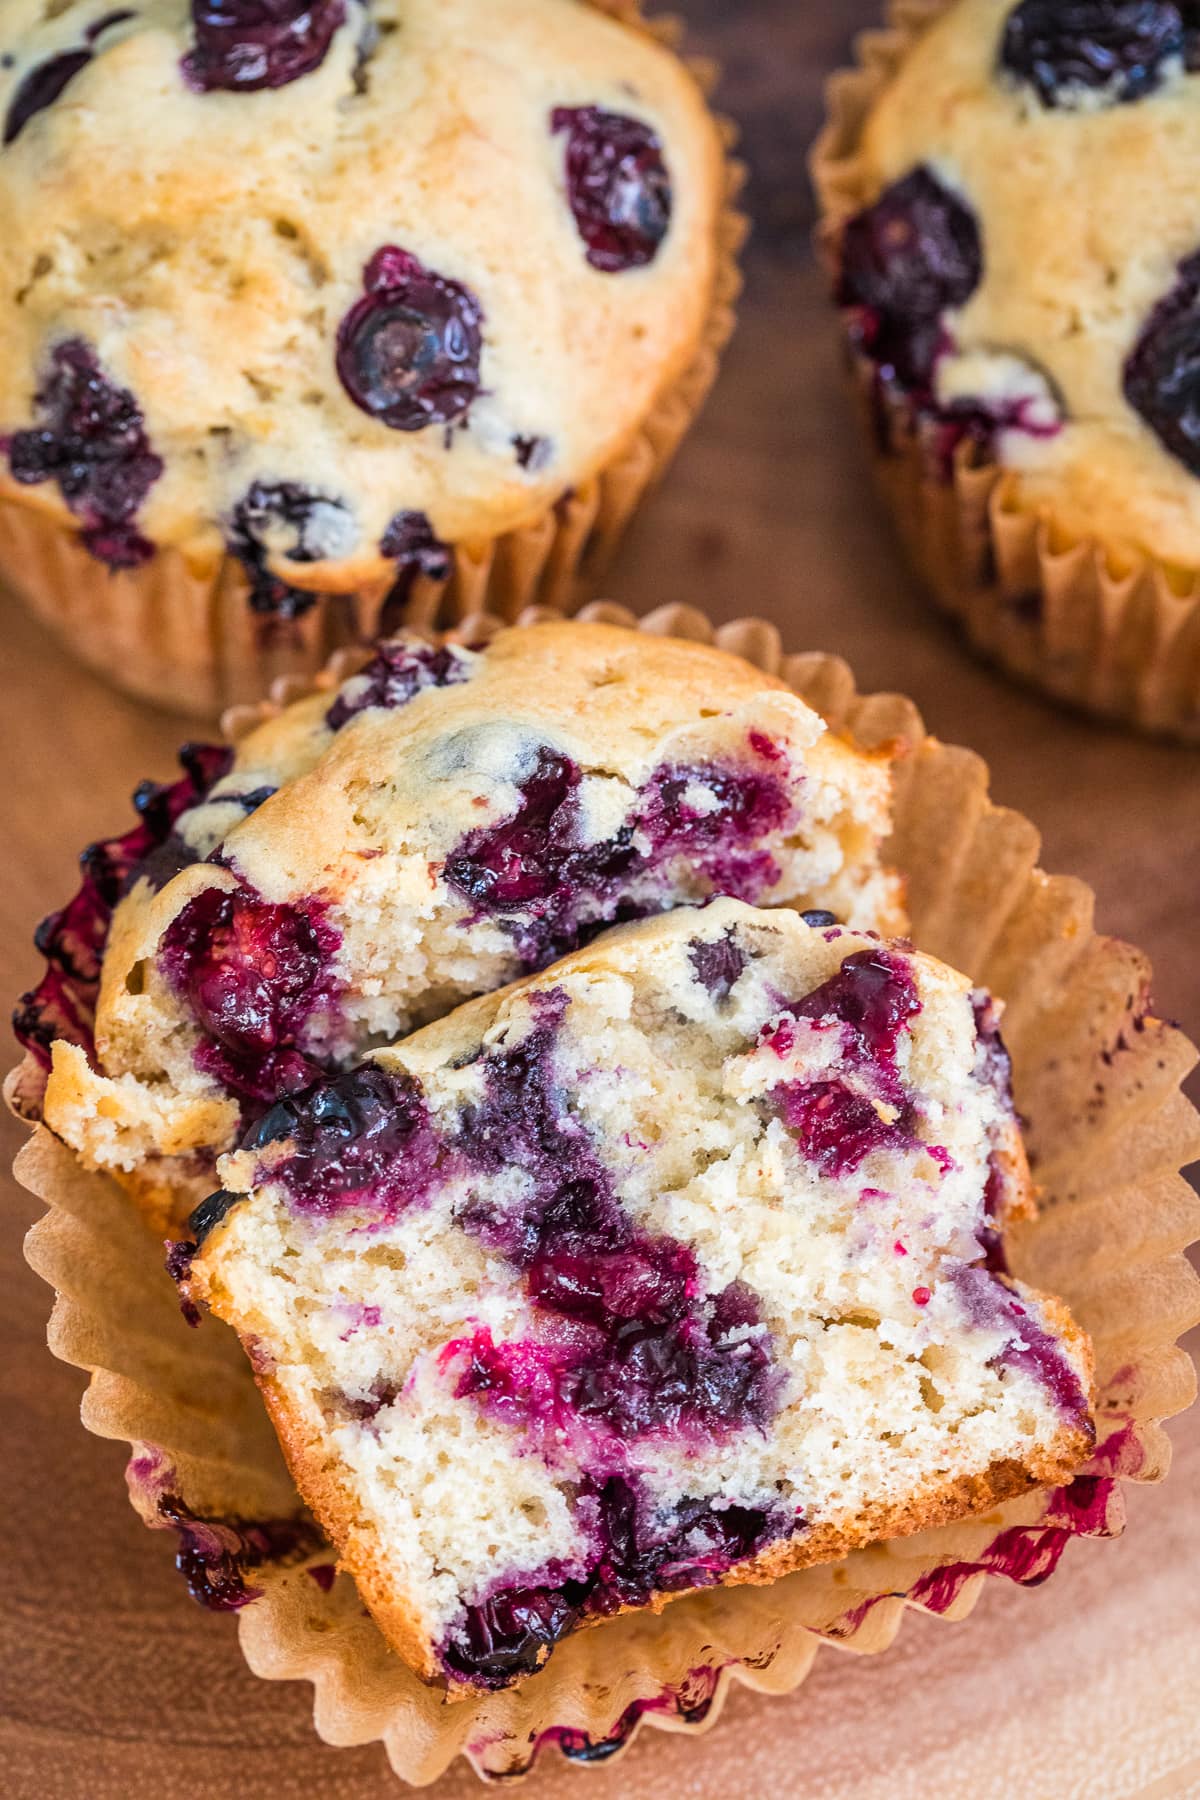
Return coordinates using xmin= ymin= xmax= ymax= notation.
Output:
xmin=824 ymin=0 xmax=1200 ymax=566
xmin=23 ymin=623 xmax=901 ymax=1228
xmin=179 ymin=900 xmax=1095 ymax=1693
xmin=0 ymin=0 xmax=725 ymax=596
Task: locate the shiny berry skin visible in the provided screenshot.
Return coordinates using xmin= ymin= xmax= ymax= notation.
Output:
xmin=336 ymin=247 xmax=483 ymax=432
xmin=3 ymin=50 xmax=92 ymax=144
xmin=999 ymin=1 xmax=1186 ymax=108
xmin=837 ymin=167 xmax=983 ymax=390
xmin=244 ymin=1065 xmax=442 ymax=1220
xmin=551 ymin=106 xmax=672 ymax=272
xmin=1124 ymin=250 xmax=1200 ymax=473
xmin=182 ymin=0 xmax=345 ymax=94
xmin=7 ymin=339 xmax=163 ymax=568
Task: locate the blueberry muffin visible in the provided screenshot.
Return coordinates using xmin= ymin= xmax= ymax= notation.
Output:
xmin=0 ymin=0 xmax=739 ymax=713
xmin=175 ymin=899 xmax=1094 ymax=1692
xmin=813 ymin=0 xmax=1200 ymax=738
xmin=18 ymin=622 xmax=901 ymax=1232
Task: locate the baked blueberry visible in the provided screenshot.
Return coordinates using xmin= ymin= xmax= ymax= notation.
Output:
xmin=336 ymin=247 xmax=484 ymax=432
xmin=836 ymin=167 xmax=983 ymax=390
xmin=183 ymin=0 xmax=346 ymax=94
xmin=1124 ymin=249 xmax=1200 ymax=473
xmin=8 ymin=339 xmax=162 ymax=568
xmin=552 ymin=105 xmax=672 ymax=272
xmin=4 ymin=51 xmax=93 ymax=145
xmin=227 ymin=481 xmax=350 ymax=618
xmin=999 ymin=1 xmax=1186 ymax=109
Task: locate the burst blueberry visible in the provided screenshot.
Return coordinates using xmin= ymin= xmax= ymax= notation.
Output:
xmin=325 ymin=637 xmax=470 ymax=731
xmin=13 ymin=743 xmax=230 ymax=1069
xmin=4 ymin=50 xmax=93 ymax=144
xmin=158 ymin=882 xmax=341 ymax=1106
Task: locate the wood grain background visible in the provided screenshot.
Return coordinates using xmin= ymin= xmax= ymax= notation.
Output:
xmin=2 ymin=3 xmax=1198 ymax=1794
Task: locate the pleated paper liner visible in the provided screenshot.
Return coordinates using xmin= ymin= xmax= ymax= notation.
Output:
xmin=10 ymin=602 xmax=1200 ymax=1784
xmin=809 ymin=0 xmax=1200 ymax=744
xmin=0 ymin=4 xmax=746 ymax=725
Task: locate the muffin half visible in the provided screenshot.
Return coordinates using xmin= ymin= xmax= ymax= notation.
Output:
xmin=18 ymin=621 xmax=901 ymax=1231
xmin=177 ymin=900 xmax=1094 ymax=1692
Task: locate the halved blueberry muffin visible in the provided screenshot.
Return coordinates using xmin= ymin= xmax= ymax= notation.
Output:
xmin=175 ymin=899 xmax=1094 ymax=1692
xmin=813 ymin=0 xmax=1200 ymax=737
xmin=0 ymin=0 xmax=736 ymax=712
xmin=20 ymin=622 xmax=901 ymax=1231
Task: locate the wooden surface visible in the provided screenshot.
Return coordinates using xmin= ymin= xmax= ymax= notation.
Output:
xmin=3 ymin=4 xmax=1200 ymax=1794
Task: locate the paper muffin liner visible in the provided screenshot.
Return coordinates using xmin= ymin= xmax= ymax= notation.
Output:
xmin=0 ymin=4 xmax=745 ymax=723
xmin=810 ymin=0 xmax=1200 ymax=743
xmin=10 ymin=602 xmax=1200 ymax=1783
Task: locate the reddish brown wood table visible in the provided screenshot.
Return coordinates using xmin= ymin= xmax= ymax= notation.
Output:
xmin=2 ymin=5 xmax=1198 ymax=1794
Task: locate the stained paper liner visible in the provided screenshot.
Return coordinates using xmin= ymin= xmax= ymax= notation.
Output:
xmin=10 ymin=602 xmax=1200 ymax=1783
xmin=809 ymin=0 xmax=1200 ymax=743
xmin=0 ymin=2 xmax=745 ymax=723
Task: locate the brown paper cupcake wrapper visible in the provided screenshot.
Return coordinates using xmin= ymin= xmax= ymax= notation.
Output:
xmin=0 ymin=4 xmax=745 ymax=724
xmin=809 ymin=1 xmax=1200 ymax=743
xmin=11 ymin=602 xmax=1200 ymax=1783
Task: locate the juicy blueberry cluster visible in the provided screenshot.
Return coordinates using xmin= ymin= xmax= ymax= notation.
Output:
xmin=158 ymin=881 xmax=342 ymax=1106
xmin=182 ymin=0 xmax=346 ymax=94
xmin=207 ymin=982 xmax=790 ymax=1684
xmin=763 ymin=949 xmax=927 ymax=1178
xmin=444 ymin=741 xmax=793 ymax=968
xmin=242 ymin=1064 xmax=443 ymax=1219
xmin=445 ymin=1479 xmax=788 ymax=1686
xmin=552 ymin=106 xmax=673 ymax=273
xmin=999 ymin=1 xmax=1193 ymax=109
xmin=448 ymin=989 xmax=780 ymax=1443
xmin=837 ymin=167 xmax=983 ymax=391
xmin=7 ymin=339 xmax=163 ymax=568
xmin=336 ymin=247 xmax=484 ymax=432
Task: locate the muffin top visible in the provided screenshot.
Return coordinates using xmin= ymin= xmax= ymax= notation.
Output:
xmin=0 ymin=0 xmax=724 ymax=598
xmin=832 ymin=0 xmax=1200 ymax=568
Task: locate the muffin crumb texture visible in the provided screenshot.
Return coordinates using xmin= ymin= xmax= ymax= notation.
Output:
xmin=184 ymin=900 xmax=1094 ymax=1691
xmin=0 ymin=0 xmax=723 ymax=594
